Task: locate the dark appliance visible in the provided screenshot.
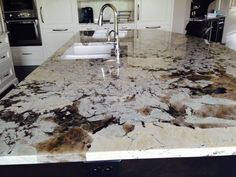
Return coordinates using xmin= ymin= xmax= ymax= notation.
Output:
xmin=186 ymin=17 xmax=225 ymax=43
xmin=2 ymin=0 xmax=36 ymax=12
xmin=79 ymin=7 xmax=94 ymax=23
xmin=190 ymin=0 xmax=215 ymax=18
xmin=1 ymin=0 xmax=42 ymax=46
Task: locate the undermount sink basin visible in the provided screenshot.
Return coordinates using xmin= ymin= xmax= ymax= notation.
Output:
xmin=61 ymin=42 xmax=114 ymax=60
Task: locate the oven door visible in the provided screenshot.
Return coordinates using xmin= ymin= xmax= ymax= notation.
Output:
xmin=6 ymin=19 xmax=42 ymax=46
xmin=2 ymin=0 xmax=35 ymax=12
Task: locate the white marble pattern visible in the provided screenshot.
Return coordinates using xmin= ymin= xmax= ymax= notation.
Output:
xmin=0 ymin=30 xmax=236 ymax=165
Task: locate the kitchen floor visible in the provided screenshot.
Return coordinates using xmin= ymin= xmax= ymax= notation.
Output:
xmin=0 ymin=66 xmax=38 ymax=99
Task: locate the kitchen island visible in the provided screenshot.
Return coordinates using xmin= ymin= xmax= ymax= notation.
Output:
xmin=1 ymin=29 xmax=236 ymax=165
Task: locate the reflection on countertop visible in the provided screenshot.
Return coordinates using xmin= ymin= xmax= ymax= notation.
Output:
xmin=1 ymin=29 xmax=236 ymax=165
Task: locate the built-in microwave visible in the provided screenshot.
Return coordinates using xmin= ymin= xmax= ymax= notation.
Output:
xmin=2 ymin=0 xmax=36 ymax=12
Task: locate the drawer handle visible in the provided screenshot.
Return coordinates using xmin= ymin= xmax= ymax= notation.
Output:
xmin=40 ymin=6 xmax=44 ymax=23
xmin=146 ymin=26 xmax=161 ymax=29
xmin=0 ymin=55 xmax=6 ymax=60
xmin=3 ymin=73 xmax=9 ymax=78
xmin=52 ymin=29 xmax=68 ymax=32
xmin=22 ymin=53 xmax=33 ymax=55
xmin=137 ymin=4 xmax=140 ymax=21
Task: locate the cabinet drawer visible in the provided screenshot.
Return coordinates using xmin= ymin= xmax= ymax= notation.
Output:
xmin=119 ymin=23 xmax=136 ymax=30
xmin=0 ymin=34 xmax=9 ymax=47
xmin=0 ymin=46 xmax=10 ymax=64
xmin=0 ymin=59 xmax=12 ymax=80
xmin=79 ymin=24 xmax=98 ymax=31
xmin=0 ymin=59 xmax=14 ymax=90
xmin=137 ymin=22 xmax=171 ymax=31
xmin=11 ymin=46 xmax=44 ymax=66
xmin=42 ymin=28 xmax=75 ymax=58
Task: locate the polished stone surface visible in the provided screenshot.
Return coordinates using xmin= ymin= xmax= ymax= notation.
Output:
xmin=1 ymin=30 xmax=236 ymax=165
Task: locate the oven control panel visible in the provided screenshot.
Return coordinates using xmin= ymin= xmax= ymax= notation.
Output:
xmin=4 ymin=11 xmax=37 ymax=20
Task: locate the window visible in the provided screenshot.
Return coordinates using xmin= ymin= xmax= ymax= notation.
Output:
xmin=231 ymin=0 xmax=236 ymax=8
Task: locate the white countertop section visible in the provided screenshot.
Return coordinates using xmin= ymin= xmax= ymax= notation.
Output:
xmin=0 ymin=30 xmax=236 ymax=165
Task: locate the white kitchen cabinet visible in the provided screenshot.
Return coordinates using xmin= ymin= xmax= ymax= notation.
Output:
xmin=0 ymin=34 xmax=18 ymax=94
xmin=37 ymin=0 xmax=78 ymax=29
xmin=11 ymin=46 xmax=44 ymax=66
xmin=36 ymin=0 xmax=79 ymax=59
xmin=41 ymin=28 xmax=74 ymax=58
xmin=136 ymin=0 xmax=174 ymax=31
xmin=172 ymin=0 xmax=191 ymax=34
xmin=79 ymin=23 xmax=136 ymax=32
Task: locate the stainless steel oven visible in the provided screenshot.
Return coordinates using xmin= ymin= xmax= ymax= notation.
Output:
xmin=1 ymin=0 xmax=42 ymax=46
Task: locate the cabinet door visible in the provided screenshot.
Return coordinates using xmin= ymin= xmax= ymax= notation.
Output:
xmin=37 ymin=0 xmax=78 ymax=28
xmin=136 ymin=0 xmax=174 ymax=30
xmin=42 ymin=29 xmax=74 ymax=58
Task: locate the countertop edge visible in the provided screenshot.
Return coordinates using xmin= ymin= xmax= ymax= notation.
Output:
xmin=1 ymin=146 xmax=236 ymax=165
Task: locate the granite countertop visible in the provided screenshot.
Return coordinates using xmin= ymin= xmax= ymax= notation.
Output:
xmin=1 ymin=30 xmax=236 ymax=165
xmin=189 ymin=16 xmax=225 ymax=22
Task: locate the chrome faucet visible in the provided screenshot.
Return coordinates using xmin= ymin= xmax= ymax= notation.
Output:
xmin=98 ymin=3 xmax=120 ymax=64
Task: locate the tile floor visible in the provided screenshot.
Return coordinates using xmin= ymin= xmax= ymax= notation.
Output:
xmin=0 ymin=66 xmax=38 ymax=99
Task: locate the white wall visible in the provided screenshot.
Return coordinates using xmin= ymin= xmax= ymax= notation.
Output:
xmin=220 ymin=0 xmax=236 ymax=50
xmin=0 ymin=5 xmax=4 ymax=33
xmin=224 ymin=8 xmax=236 ymax=50
xmin=172 ymin=0 xmax=191 ymax=34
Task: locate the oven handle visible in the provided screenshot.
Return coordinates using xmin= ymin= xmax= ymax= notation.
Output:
xmin=33 ymin=19 xmax=40 ymax=39
xmin=5 ymin=19 xmax=37 ymax=24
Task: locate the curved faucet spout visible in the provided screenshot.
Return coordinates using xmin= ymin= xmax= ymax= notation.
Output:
xmin=98 ymin=4 xmax=118 ymax=33
xmin=98 ymin=3 xmax=120 ymax=64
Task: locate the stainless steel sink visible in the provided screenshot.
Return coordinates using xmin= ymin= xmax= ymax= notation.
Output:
xmin=61 ymin=42 xmax=114 ymax=60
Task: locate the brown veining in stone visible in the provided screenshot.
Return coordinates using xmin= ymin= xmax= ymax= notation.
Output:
xmin=124 ymin=94 xmax=136 ymax=102
xmin=195 ymin=123 xmax=231 ymax=129
xmin=122 ymin=122 xmax=135 ymax=135
xmin=0 ymin=110 xmax=40 ymax=126
xmin=36 ymin=128 xmax=92 ymax=153
xmin=81 ymin=115 xmax=119 ymax=134
xmin=195 ymin=105 xmax=236 ymax=120
xmin=209 ymin=74 xmax=236 ymax=101
xmin=137 ymin=107 xmax=153 ymax=116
